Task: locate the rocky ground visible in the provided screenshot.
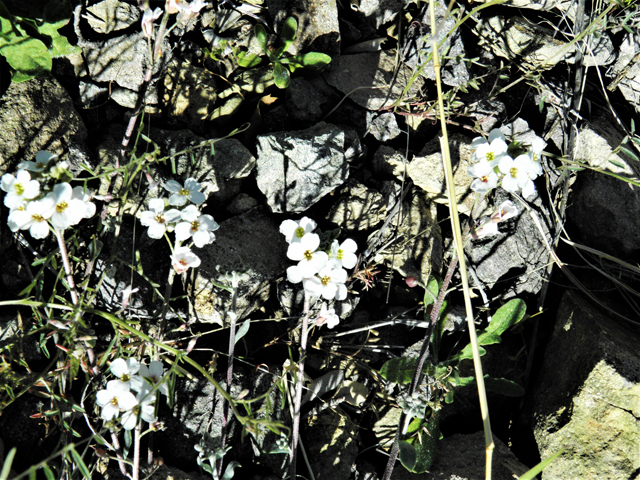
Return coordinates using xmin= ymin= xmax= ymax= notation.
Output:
xmin=1 ymin=0 xmax=640 ymax=479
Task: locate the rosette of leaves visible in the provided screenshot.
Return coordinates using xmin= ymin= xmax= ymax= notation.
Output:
xmin=237 ymin=17 xmax=332 ymax=89
xmin=0 ymin=0 xmax=80 ymax=83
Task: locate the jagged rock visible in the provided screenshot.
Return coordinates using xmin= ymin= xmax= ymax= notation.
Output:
xmin=324 ymin=50 xmax=424 ymax=111
xmin=255 ymin=122 xmax=349 ymax=213
xmin=327 ymin=179 xmax=387 ymax=231
xmin=85 ymin=0 xmax=141 ymax=34
xmin=191 ymin=207 xmax=290 ymax=325
xmin=367 ymin=112 xmax=402 ymax=142
xmin=529 ymin=292 xmax=640 ymax=480
xmin=353 ymin=0 xmax=404 ymax=30
xmin=267 ymin=0 xmax=341 ymax=58
xmin=608 ymin=33 xmax=640 ymax=116
xmin=372 ymin=145 xmax=407 ymax=178
xmin=0 ymin=77 xmax=89 ymax=174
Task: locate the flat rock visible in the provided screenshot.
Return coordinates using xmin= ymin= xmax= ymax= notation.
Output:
xmin=529 ymin=292 xmax=640 ymax=480
xmin=85 ymin=0 xmax=140 ymax=34
xmin=255 ymin=122 xmax=349 ymax=213
xmin=327 ymin=179 xmax=387 ymax=231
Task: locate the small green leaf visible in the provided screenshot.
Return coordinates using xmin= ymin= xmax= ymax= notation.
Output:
xmin=447 ymin=344 xmax=486 ymax=363
xmin=407 ymin=413 xmax=438 ymax=473
xmin=483 ymin=299 xmax=527 ymax=338
xmin=380 ymin=357 xmax=417 ymax=384
xmin=234 ymin=319 xmax=250 ymax=345
xmin=280 ymin=16 xmax=297 ymax=53
xmin=0 ymin=36 xmax=51 ymax=77
xmin=222 ymin=461 xmax=241 ymax=480
xmin=423 ymin=276 xmax=440 ymax=306
xmin=294 ymin=51 xmax=332 ymax=68
xmin=273 ymin=61 xmax=290 ymax=89
xmin=254 ymin=23 xmax=267 ymax=53
xmin=619 ymin=147 xmax=638 ymax=161
xmin=236 ymin=50 xmax=261 ymax=68
xmin=43 ymin=465 xmax=56 ymax=480
xmin=518 ymin=448 xmax=566 ymax=480
xmin=398 ymin=441 xmax=417 ymax=471
xmin=0 ymin=447 xmax=16 ymax=480
xmin=69 ymin=447 xmax=90 ymax=480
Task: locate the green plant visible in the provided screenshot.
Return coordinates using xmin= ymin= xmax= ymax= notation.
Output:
xmin=237 ymin=17 xmax=332 ymax=89
xmin=0 ymin=0 xmax=80 ymax=83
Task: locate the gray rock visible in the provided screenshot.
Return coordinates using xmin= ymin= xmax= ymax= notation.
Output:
xmin=608 ymin=33 xmax=640 ymax=116
xmin=0 ymin=77 xmax=89 ymax=175
xmin=324 ymin=50 xmax=423 ymax=111
xmin=465 ymin=189 xmax=552 ymax=301
xmin=267 ymin=0 xmax=341 ymax=58
xmin=372 ymin=145 xmax=407 ymax=178
xmin=85 ymin=0 xmax=141 ymax=34
xmin=367 ymin=112 xmax=401 ymax=142
xmin=191 ymin=207 xmax=290 ymax=325
xmin=568 ymin=169 xmax=640 ymax=257
xmin=79 ymin=80 xmax=109 ymax=107
xmin=354 ymin=0 xmax=404 ymax=30
xmin=285 ymin=77 xmax=327 ymax=124
xmin=529 ymin=292 xmax=640 ymax=480
xmin=327 ymin=179 xmax=387 ymax=231
xmin=255 ymin=122 xmax=349 ymax=213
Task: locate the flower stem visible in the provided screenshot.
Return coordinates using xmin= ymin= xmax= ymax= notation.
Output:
xmin=289 ymin=294 xmax=310 ymax=480
xmin=54 ymin=229 xmax=79 ymax=306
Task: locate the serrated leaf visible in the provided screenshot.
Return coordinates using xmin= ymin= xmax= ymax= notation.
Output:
xmin=234 ymin=319 xmax=250 ymax=345
xmin=273 ymin=61 xmax=290 ymax=89
xmin=380 ymin=357 xmax=417 ymax=384
xmin=398 ymin=441 xmax=417 ymax=471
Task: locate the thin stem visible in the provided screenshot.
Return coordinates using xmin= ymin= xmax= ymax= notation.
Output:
xmin=54 ymin=229 xmax=79 ymax=306
xmin=289 ymin=294 xmax=311 ymax=480
xmin=111 ymin=432 xmax=131 ymax=478
xmin=133 ymin=425 xmax=141 ymax=480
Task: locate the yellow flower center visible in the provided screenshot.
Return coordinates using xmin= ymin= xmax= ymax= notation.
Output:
xmin=56 ymin=201 xmax=68 ymax=213
xmin=122 ymin=373 xmax=130 ymax=382
xmin=486 ymin=152 xmax=495 ymax=162
xmin=31 ymin=214 xmax=44 ymax=222
xmin=15 ymin=183 xmax=24 ymax=195
xmin=510 ymin=167 xmax=518 ymax=178
xmin=179 ymin=259 xmax=188 ymax=267
xmin=304 ymin=250 xmax=313 ymax=261
xmin=295 ymin=226 xmax=305 ymax=238
xmin=155 ymin=214 xmax=165 ymax=224
xmin=179 ymin=188 xmax=190 ymax=196
xmin=191 ymin=221 xmax=200 ymax=232
xmin=111 ymin=397 xmax=119 ymax=406
xmin=480 ymin=175 xmax=489 ymax=183
xmin=337 ymin=249 xmax=344 ymax=260
xmin=321 ymin=276 xmax=330 ymax=286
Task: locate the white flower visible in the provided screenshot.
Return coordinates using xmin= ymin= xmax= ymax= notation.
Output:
xmin=527 ymin=137 xmax=546 ymax=179
xmin=120 ymin=388 xmax=157 ymax=430
xmin=7 ymin=203 xmax=27 ymax=232
xmin=287 ymin=233 xmax=328 ymax=277
xmin=138 ymin=360 xmax=170 ymax=397
xmin=141 ymin=7 xmax=162 ymax=37
xmin=328 ymin=239 xmax=358 ymax=269
xmin=165 ymin=178 xmax=205 ymax=206
xmin=315 ymin=303 xmax=340 ymax=329
xmin=11 ymin=198 xmax=55 ymax=239
xmin=471 ymin=129 xmax=509 ymax=166
xmin=280 ymin=217 xmax=317 ymax=244
xmin=468 ymin=159 xmax=499 ymax=194
xmin=110 ymin=358 xmax=142 ymax=392
xmin=177 ymin=0 xmax=207 ymax=21
xmin=165 ymin=0 xmax=181 ymax=14
xmin=471 ymin=218 xmax=500 ymax=240
xmin=18 ymin=151 xmax=57 ymax=173
xmin=71 ymin=186 xmax=96 ymax=219
xmin=44 ymin=183 xmax=87 ymax=230
xmin=1 ymin=170 xmax=40 ymax=209
xmin=121 ymin=286 xmax=139 ymax=310
xmin=140 ymin=199 xmax=181 ymax=239
xmin=95 ymin=380 xmax=138 ymax=421
xmin=304 ymin=265 xmax=348 ymax=300
xmin=175 ymin=206 xmax=219 ymax=248
xmin=491 ymin=201 xmax=518 ymax=223
xmin=171 ymin=246 xmax=201 ymax=274
xmin=498 ymin=155 xmax=532 ymax=193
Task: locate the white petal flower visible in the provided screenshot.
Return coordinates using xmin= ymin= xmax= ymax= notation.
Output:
xmin=328 ymin=239 xmax=358 ymax=269
xmin=121 ymin=389 xmax=157 ymax=430
xmin=164 ymin=178 xmax=205 ymax=206
xmin=287 ymin=233 xmax=328 ymax=277
xmin=468 ymin=159 xmax=499 ymax=194
xmin=18 ymin=151 xmax=57 ymax=173
xmin=110 ymin=358 xmax=141 ymax=391
xmin=175 ymin=214 xmax=219 ymax=247
xmin=491 ymin=201 xmax=518 ymax=223
xmin=140 ymin=199 xmax=181 ymax=239
xmin=472 ymin=130 xmax=509 ymax=166
xmin=71 ymin=186 xmax=96 ymax=219
xmin=11 ymin=198 xmax=55 ymax=239
xmin=315 ymin=302 xmax=340 ymax=329
xmin=498 ymin=155 xmax=532 ymax=193
xmin=304 ymin=265 xmax=348 ymax=300
xmin=171 ymin=246 xmax=201 ymax=274
xmin=141 ymin=7 xmax=162 ymax=38
xmin=138 ymin=360 xmax=170 ymax=397
xmin=1 ymin=170 xmax=40 ymax=209
xmin=96 ymin=380 xmax=138 ymax=421
xmin=471 ymin=218 xmax=500 ymax=240
xmin=165 ymin=0 xmax=182 ymax=14
xmin=527 ymin=137 xmax=546 ymax=179
xmin=280 ymin=217 xmax=317 ymax=244
xmin=45 ymin=183 xmax=87 ymax=230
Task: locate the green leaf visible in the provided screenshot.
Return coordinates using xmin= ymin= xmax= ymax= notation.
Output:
xmin=292 ymin=51 xmax=332 ymax=68
xmin=280 ymin=17 xmax=297 ymax=53
xmin=236 ymin=51 xmax=261 ymax=68
xmin=482 ymin=298 xmax=527 ymax=338
xmin=234 ymin=319 xmax=250 ymax=345
xmin=619 ymin=147 xmax=639 ymax=161
xmin=255 ymin=23 xmax=267 ymax=53
xmin=69 ymin=447 xmax=90 ymax=480
xmin=518 ymin=448 xmax=565 ymax=480
xmin=398 ymin=441 xmax=417 ymax=471
xmin=222 ymin=461 xmax=241 ymax=480
xmin=0 ymin=36 xmax=51 ymax=77
xmin=407 ymin=413 xmax=438 ymax=473
xmin=423 ymin=276 xmax=440 ymax=306
xmin=43 ymin=465 xmax=56 ymax=480
xmin=380 ymin=357 xmax=417 ymax=384
xmin=447 ymin=344 xmax=486 ymax=363
xmin=484 ymin=376 xmax=524 ymax=397
xmin=273 ymin=61 xmax=290 ymax=89
xmin=0 ymin=447 xmax=16 ymax=480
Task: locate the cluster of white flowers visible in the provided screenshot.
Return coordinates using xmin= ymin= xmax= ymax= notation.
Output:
xmin=280 ymin=217 xmax=358 ymax=329
xmin=95 ymin=358 xmax=169 ymax=430
xmin=1 ymin=151 xmax=95 ymax=240
xmin=142 ymin=0 xmax=208 ymax=38
xmin=468 ymin=129 xmax=545 ymax=198
xmin=139 ymin=177 xmax=218 ymax=275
